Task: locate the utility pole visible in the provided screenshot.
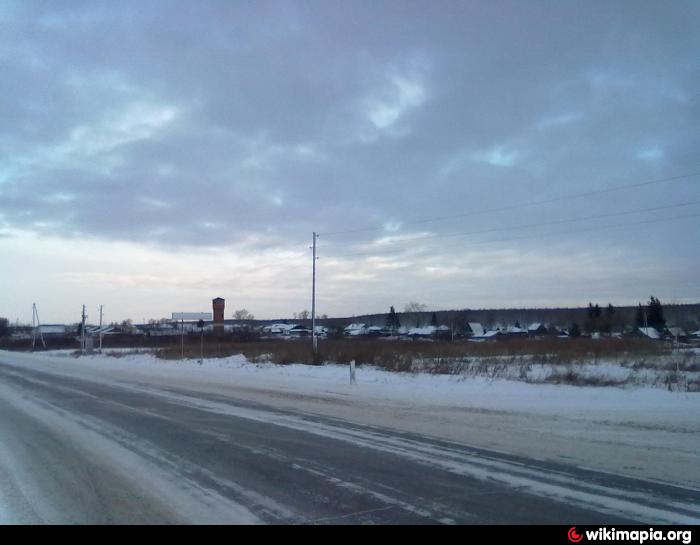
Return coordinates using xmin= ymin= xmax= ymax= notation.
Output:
xmin=81 ymin=305 xmax=87 ymax=355
xmin=98 ymin=305 xmax=103 ymax=354
xmin=197 ymin=319 xmax=205 ymax=363
xmin=31 ymin=303 xmax=46 ymax=350
xmin=311 ymin=232 xmax=318 ymax=355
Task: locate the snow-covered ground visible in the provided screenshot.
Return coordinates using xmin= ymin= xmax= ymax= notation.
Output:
xmin=2 ymin=349 xmax=699 ymax=490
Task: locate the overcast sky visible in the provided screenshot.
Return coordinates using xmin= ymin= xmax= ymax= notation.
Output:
xmin=1 ymin=0 xmax=699 ymax=324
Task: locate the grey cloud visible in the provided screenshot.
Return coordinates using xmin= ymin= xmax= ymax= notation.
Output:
xmin=1 ymin=1 xmax=699 ymax=283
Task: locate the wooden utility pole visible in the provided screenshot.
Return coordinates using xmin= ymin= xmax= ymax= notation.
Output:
xmin=31 ymin=303 xmax=46 ymax=350
xmin=98 ymin=305 xmax=103 ymax=353
xmin=81 ymin=305 xmax=87 ymax=355
xmin=311 ymin=232 xmax=318 ymax=355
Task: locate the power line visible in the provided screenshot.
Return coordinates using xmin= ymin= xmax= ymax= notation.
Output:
xmin=323 ymin=200 xmax=700 ymax=249
xmin=320 ymin=171 xmax=700 ymax=238
xmin=181 ymin=173 xmax=699 ymax=281
xmin=322 ymin=211 xmax=700 ymax=261
xmin=285 ymin=203 xmax=700 ymax=270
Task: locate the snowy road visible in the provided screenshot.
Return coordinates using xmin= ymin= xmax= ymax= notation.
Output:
xmin=0 ymin=355 xmax=699 ymax=524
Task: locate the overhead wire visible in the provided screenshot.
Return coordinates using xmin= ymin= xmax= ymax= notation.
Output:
xmin=322 ymin=200 xmax=700 ymax=250
xmin=319 ymin=171 xmax=700 ymax=238
xmin=321 ymin=211 xmax=700 ymax=261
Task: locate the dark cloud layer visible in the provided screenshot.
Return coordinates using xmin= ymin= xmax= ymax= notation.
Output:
xmin=1 ymin=0 xmax=699 ymax=269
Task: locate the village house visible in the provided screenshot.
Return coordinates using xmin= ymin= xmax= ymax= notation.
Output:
xmin=527 ymin=323 xmax=549 ymax=336
xmin=503 ymin=325 xmax=527 ymax=338
xmin=344 ymin=323 xmax=368 ymax=337
xmin=407 ymin=325 xmax=451 ymax=340
xmin=288 ymin=324 xmax=312 ymax=338
xmin=262 ymin=323 xmax=297 ymax=337
xmin=665 ymin=327 xmax=688 ymax=342
xmin=465 ymin=322 xmax=484 ymax=337
xmin=636 ymin=326 xmax=662 ymax=340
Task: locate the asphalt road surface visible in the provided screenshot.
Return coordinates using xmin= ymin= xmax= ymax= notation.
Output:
xmin=0 ymin=355 xmax=698 ymax=524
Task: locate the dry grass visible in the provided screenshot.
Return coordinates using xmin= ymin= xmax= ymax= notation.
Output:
xmin=155 ymin=336 xmax=670 ymax=372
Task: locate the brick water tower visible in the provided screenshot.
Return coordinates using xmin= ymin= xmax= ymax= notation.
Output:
xmin=212 ymin=297 xmax=225 ymax=332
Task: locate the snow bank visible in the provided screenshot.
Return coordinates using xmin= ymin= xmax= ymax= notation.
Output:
xmin=2 ymin=349 xmax=699 ymax=489
xmin=8 ymin=349 xmax=698 ymax=418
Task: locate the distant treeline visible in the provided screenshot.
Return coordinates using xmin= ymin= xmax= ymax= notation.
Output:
xmin=315 ymin=303 xmax=700 ymax=332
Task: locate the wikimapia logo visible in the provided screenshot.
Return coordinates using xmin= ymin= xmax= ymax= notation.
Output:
xmin=569 ymin=528 xmax=584 ymax=543
xmin=567 ymin=527 xmax=693 ymax=544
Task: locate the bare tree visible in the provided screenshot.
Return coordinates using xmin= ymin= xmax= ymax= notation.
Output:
xmin=233 ymin=309 xmax=255 ymax=321
xmin=404 ymin=302 xmax=427 ymax=328
xmin=404 ymin=302 xmax=427 ymax=313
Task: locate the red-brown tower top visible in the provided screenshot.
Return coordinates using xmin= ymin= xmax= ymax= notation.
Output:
xmin=212 ymin=298 xmax=225 ymax=325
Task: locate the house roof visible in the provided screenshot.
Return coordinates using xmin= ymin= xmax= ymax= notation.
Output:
xmin=38 ymin=324 xmax=66 ymax=334
xmin=667 ymin=327 xmax=687 ymax=337
xmin=467 ymin=322 xmax=484 ymax=336
xmin=638 ymin=327 xmax=661 ymax=339
xmin=86 ymin=325 xmax=114 ymax=334
xmin=264 ymin=323 xmax=297 ymax=332
xmin=345 ymin=323 xmax=366 ymax=330
xmin=408 ymin=326 xmax=436 ymax=336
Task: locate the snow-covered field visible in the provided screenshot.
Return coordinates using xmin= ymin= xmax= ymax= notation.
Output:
xmin=3 ymin=349 xmax=700 ymax=490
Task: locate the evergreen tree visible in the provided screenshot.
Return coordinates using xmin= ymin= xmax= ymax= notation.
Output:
xmin=385 ymin=306 xmax=400 ymax=331
xmin=587 ymin=303 xmax=595 ymax=320
xmin=585 ymin=303 xmax=602 ymax=333
xmin=569 ymin=323 xmax=581 ymax=337
xmin=647 ymin=296 xmax=665 ymax=330
xmin=599 ymin=303 xmax=615 ymax=334
xmin=430 ymin=312 xmax=438 ymax=327
xmin=635 ymin=304 xmax=645 ymax=328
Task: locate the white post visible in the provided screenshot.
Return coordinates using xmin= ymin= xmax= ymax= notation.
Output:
xmin=350 ymin=359 xmax=356 ymax=385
